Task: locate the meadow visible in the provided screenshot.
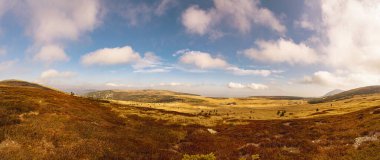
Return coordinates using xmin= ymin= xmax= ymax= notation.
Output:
xmin=89 ymin=89 xmax=380 ymax=126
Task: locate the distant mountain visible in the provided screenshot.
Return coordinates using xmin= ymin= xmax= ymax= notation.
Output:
xmin=309 ymin=86 xmax=380 ymax=104
xmin=323 ymin=89 xmax=345 ymax=97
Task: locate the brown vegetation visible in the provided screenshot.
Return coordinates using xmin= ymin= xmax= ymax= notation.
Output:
xmin=0 ymin=80 xmax=379 ymax=159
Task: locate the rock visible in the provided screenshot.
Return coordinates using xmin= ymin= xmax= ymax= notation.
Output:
xmin=0 ymin=139 xmax=21 ymax=150
xmin=353 ymin=132 xmax=380 ymax=149
xmin=207 ymin=128 xmax=218 ymax=134
xmin=281 ymin=146 xmax=300 ymax=153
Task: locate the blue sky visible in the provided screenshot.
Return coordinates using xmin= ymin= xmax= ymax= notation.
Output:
xmin=1 ymin=0 xmax=380 ymax=97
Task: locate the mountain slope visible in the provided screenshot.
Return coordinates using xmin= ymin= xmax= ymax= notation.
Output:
xmin=309 ymin=85 xmax=380 ymax=104
xmin=323 ymin=89 xmax=345 ymax=97
xmin=0 ymin=80 xmax=185 ymax=159
xmin=0 ymin=80 xmax=52 ymax=90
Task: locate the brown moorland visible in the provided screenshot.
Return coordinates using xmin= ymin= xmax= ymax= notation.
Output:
xmin=0 ymin=80 xmax=379 ymax=160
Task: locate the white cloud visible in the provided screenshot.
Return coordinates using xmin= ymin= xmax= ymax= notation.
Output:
xmin=19 ymin=0 xmax=101 ymax=44
xmin=81 ymin=46 xmax=141 ymax=66
xmin=177 ymin=50 xmax=277 ymax=76
xmin=294 ymin=1 xmax=322 ymax=31
xmin=301 ymin=70 xmax=380 ymax=88
xmin=133 ymin=68 xmax=171 ymax=73
xmin=181 ymin=0 xmax=285 ymax=36
xmin=173 ymin=49 xmax=190 ymax=57
xmin=294 ymin=15 xmax=316 ymax=31
xmin=225 ymin=66 xmax=271 ymax=76
xmin=132 ymin=52 xmax=161 ymax=69
xmin=83 ymin=46 xmax=170 ymax=73
xmin=8 ymin=0 xmax=102 ymax=64
xmin=319 ymin=0 xmax=380 ymax=73
xmin=243 ymin=38 xmax=318 ymax=65
xmin=179 ymin=51 xmax=228 ymax=69
xmin=158 ymin=82 xmax=190 ymax=87
xmin=105 ymin=83 xmax=121 ymax=87
xmin=227 ymin=82 xmax=246 ymax=89
xmin=181 ymin=5 xmax=212 ymax=35
xmin=105 ymin=82 xmax=133 ymax=87
xmin=301 ymin=71 xmax=340 ymax=86
xmin=292 ymin=0 xmax=380 ymax=89
xmin=40 ymin=69 xmax=75 ymax=79
xmin=33 ymin=44 xmax=69 ymax=63
xmin=247 ymin=83 xmax=268 ymax=90
xmin=228 ymin=82 xmax=268 ymax=90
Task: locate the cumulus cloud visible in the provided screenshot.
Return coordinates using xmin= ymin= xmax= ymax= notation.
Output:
xmin=132 ymin=52 xmax=161 ymax=69
xmin=81 ymin=46 xmax=141 ymax=66
xmin=301 ymin=71 xmax=341 ymax=86
xmin=247 ymin=83 xmax=269 ymax=90
xmin=228 ymin=82 xmax=268 ymax=90
xmin=295 ymin=17 xmax=314 ymax=31
xmin=181 ymin=0 xmax=285 ymax=36
xmin=320 ymin=0 xmax=380 ymax=73
xmin=290 ymin=0 xmax=380 ymax=88
xmin=242 ymin=38 xmax=318 ymax=65
xmin=311 ymin=0 xmax=380 ymax=71
xmin=82 ymin=45 xmax=171 ymax=73
xmin=181 ymin=6 xmax=212 ymax=35
xmin=33 ymin=44 xmax=69 ymax=63
xmin=227 ymin=82 xmax=246 ymax=89
xmin=19 ymin=0 xmax=101 ymax=44
xmin=178 ymin=50 xmax=277 ymax=76
xmin=7 ymin=0 xmax=102 ymax=63
xmin=40 ymin=69 xmax=75 ymax=79
xmin=179 ymin=51 xmax=228 ymax=69
xmin=294 ymin=1 xmax=322 ymax=31
xmin=301 ymin=70 xmax=380 ymax=88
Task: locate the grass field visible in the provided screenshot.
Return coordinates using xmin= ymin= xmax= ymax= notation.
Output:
xmin=1 ymin=80 xmax=380 ymax=159
xmin=87 ymin=90 xmax=380 ymax=126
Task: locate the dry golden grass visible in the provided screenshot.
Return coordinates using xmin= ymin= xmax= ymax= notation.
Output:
xmin=108 ymin=92 xmax=380 ymax=126
xmin=1 ymin=80 xmax=380 ymax=160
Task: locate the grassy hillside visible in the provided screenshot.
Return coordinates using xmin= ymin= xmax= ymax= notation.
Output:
xmin=323 ymin=89 xmax=345 ymax=97
xmin=86 ymin=90 xmax=206 ymax=104
xmin=309 ymin=86 xmax=380 ymax=104
xmin=0 ymin=80 xmax=187 ymax=159
xmin=0 ymin=80 xmax=52 ymax=90
xmin=1 ymin=80 xmax=380 ymax=159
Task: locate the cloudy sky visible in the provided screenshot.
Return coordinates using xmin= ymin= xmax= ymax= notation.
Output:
xmin=0 ymin=0 xmax=380 ymax=97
